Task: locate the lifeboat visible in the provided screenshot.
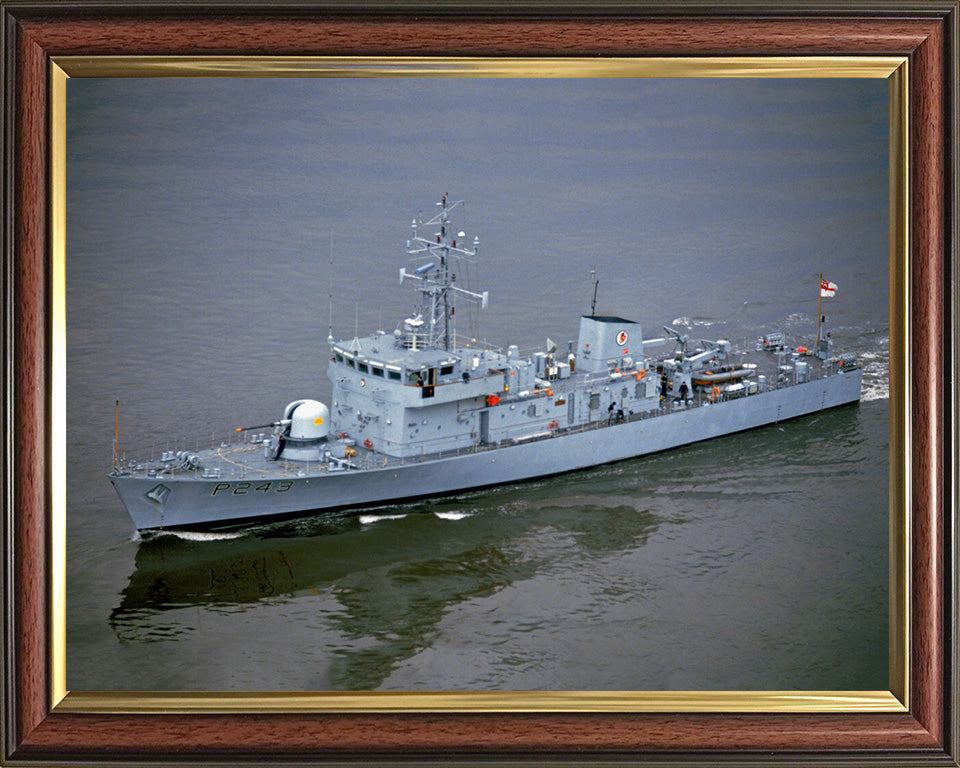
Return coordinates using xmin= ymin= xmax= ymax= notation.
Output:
xmin=692 ymin=364 xmax=757 ymax=386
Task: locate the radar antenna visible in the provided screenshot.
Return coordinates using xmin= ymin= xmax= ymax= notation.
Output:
xmin=400 ymin=194 xmax=488 ymax=350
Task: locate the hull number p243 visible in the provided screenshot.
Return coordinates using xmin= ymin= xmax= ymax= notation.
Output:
xmin=211 ymin=480 xmax=294 ymax=496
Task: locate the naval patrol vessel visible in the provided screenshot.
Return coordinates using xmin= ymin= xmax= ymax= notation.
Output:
xmin=110 ymin=196 xmax=862 ymax=534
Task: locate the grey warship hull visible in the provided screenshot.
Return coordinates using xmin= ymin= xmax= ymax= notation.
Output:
xmin=109 ymin=196 xmax=864 ymax=535
xmin=112 ymin=369 xmax=861 ymax=533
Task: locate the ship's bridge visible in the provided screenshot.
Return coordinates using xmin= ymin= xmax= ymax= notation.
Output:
xmin=331 ymin=333 xmax=464 ymax=386
xmin=331 ymin=334 xmax=406 ymax=384
xmin=394 ymin=348 xmax=461 ymax=392
xmin=329 ymin=333 xmax=508 ymax=404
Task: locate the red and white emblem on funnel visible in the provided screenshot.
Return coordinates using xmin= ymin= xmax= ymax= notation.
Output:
xmin=616 ymin=330 xmax=628 ymax=346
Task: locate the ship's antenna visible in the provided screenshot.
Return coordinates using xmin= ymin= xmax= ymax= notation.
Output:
xmin=441 ymin=193 xmax=450 ymax=350
xmin=589 ymin=268 xmax=600 ymax=317
xmin=327 ymin=229 xmax=334 ymax=343
xmin=113 ymin=399 xmax=119 ymax=471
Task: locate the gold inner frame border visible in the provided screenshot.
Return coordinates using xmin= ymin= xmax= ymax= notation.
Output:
xmin=48 ymin=55 xmax=909 ymax=715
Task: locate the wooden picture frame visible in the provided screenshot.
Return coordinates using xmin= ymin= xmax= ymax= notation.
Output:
xmin=3 ymin=2 xmax=956 ymax=764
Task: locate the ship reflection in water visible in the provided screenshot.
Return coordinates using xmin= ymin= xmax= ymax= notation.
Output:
xmin=109 ymin=481 xmax=660 ymax=689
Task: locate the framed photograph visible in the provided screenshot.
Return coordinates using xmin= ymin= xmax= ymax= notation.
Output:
xmin=3 ymin=2 xmax=956 ymax=765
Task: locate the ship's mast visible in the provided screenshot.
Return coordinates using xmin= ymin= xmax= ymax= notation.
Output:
xmin=401 ymin=195 xmax=488 ymax=350
xmin=589 ymin=268 xmax=599 ymax=317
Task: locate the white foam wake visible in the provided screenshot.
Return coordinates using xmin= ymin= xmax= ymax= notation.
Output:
xmin=359 ymin=513 xmax=407 ymax=525
xmin=158 ymin=529 xmax=247 ymax=542
xmin=671 ymin=316 xmax=715 ymax=329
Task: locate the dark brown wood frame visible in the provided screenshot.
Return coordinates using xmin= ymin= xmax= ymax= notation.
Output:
xmin=2 ymin=2 xmax=956 ymax=765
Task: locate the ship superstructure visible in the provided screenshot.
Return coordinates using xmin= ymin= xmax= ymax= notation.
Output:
xmin=110 ymin=197 xmax=862 ymax=534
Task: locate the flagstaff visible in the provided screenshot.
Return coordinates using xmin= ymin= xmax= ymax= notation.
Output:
xmin=817 ymin=272 xmax=823 ymax=347
xmin=113 ymin=399 xmax=120 ymax=471
xmin=817 ymin=274 xmax=837 ymax=349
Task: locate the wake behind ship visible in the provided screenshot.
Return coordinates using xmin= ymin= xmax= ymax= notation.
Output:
xmin=110 ymin=196 xmax=862 ymax=534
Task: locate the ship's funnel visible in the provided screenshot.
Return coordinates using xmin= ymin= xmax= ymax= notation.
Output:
xmin=575 ymin=315 xmax=644 ymax=374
